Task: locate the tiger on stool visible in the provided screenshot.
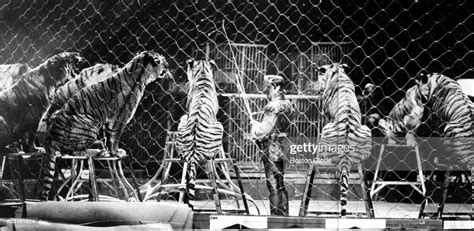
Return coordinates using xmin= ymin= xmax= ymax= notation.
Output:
xmin=0 ymin=52 xmax=86 ymax=153
xmin=40 ymin=51 xmax=171 ymax=200
xmin=36 ymin=63 xmax=118 ymax=146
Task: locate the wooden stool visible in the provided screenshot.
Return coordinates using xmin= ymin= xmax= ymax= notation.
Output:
xmin=418 ymin=160 xmax=473 ymax=219
xmin=0 ymin=152 xmax=43 ymax=203
xmin=299 ymin=161 xmax=375 ymax=218
xmin=155 ymin=131 xmax=251 ymax=215
xmin=59 ymin=154 xmax=140 ymax=201
xmin=370 ymin=143 xmax=426 ymax=200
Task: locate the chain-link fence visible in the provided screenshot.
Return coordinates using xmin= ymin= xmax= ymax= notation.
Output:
xmin=0 ymin=0 xmax=472 ymax=218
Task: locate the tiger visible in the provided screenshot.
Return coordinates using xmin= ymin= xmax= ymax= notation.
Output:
xmin=0 ymin=52 xmax=86 ymax=153
xmin=312 ymin=63 xmax=372 ymax=217
xmin=380 ymin=73 xmax=474 ymax=218
xmin=414 ymin=73 xmax=473 ymax=164
xmin=40 ymin=51 xmax=171 ymax=200
xmin=378 ymin=86 xmax=425 ymax=146
xmin=0 ymin=63 xmax=30 ymax=91
xmin=380 ymin=73 xmax=474 ymax=163
xmin=36 ymin=63 xmax=119 ymax=146
xmin=175 ymin=59 xmax=223 ymax=209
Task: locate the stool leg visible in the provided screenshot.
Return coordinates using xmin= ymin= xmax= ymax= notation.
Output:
xmin=208 ymin=161 xmax=222 ymax=215
xmin=414 ymin=145 xmax=428 ymax=219
xmin=371 ymin=144 xmax=385 ymax=199
xmin=117 ymin=159 xmax=140 ymax=200
xmin=67 ymin=159 xmax=84 ymax=200
xmin=0 ymin=156 xmax=5 ymax=185
xmin=358 ymin=164 xmax=374 ymax=218
xmin=180 ymin=162 xmax=189 ymax=203
xmin=233 ymin=163 xmax=250 ymax=214
xmin=70 ymin=159 xmax=77 ymax=198
xmin=156 ymin=160 xmax=172 ymax=202
xmin=106 ymin=160 xmax=120 ymax=198
xmin=436 ymin=164 xmax=452 ymax=219
xmin=127 ymin=159 xmax=143 ymax=202
xmin=88 ymin=157 xmax=99 ymax=201
xmin=17 ymin=155 xmax=25 ymax=203
xmin=299 ymin=164 xmax=316 ymax=216
xmin=111 ymin=160 xmax=128 ymax=200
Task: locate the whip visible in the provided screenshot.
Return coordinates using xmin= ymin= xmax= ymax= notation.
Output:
xmin=221 ymin=20 xmax=255 ymax=122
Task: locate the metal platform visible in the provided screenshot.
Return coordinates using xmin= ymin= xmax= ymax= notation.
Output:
xmin=193 ymin=214 xmax=473 ymax=229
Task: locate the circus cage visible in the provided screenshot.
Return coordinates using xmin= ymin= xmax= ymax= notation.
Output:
xmin=0 ymin=0 xmax=472 ymax=230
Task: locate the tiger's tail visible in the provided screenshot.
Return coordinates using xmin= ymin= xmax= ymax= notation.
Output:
xmin=339 ymin=163 xmax=350 ymax=218
xmin=40 ymin=149 xmax=57 ymax=201
xmin=186 ymin=162 xmax=197 ymax=209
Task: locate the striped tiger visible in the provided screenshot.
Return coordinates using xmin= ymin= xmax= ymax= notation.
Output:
xmin=415 ymin=73 xmax=474 ymax=165
xmin=176 ymin=59 xmax=223 ymax=209
xmin=313 ymin=63 xmax=372 ymax=217
xmin=378 ymin=86 xmax=425 ymax=146
xmin=40 ymin=51 xmax=171 ymax=200
xmin=0 ymin=63 xmax=30 ymax=91
xmin=36 ymin=63 xmax=119 ymax=146
xmin=380 ymin=73 xmax=474 ymax=164
xmin=0 ymin=52 xmax=86 ymax=152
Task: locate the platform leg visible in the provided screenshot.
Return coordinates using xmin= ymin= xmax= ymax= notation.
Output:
xmin=299 ymin=164 xmax=316 ymax=216
xmin=179 ymin=162 xmax=189 ymax=203
xmin=0 ymin=156 xmax=5 ymax=184
xmin=208 ymin=161 xmax=222 ymax=214
xmin=233 ymin=163 xmax=249 ymax=214
xmin=127 ymin=159 xmax=143 ymax=202
xmin=88 ymin=157 xmax=99 ymax=201
xmin=66 ymin=159 xmax=84 ymax=200
xmin=358 ymin=164 xmax=374 ymax=218
xmin=70 ymin=159 xmax=78 ymax=199
xmin=17 ymin=155 xmax=25 ymax=203
xmin=436 ymin=164 xmax=452 ymax=219
xmin=106 ymin=160 xmax=120 ymax=198
xmin=111 ymin=159 xmax=128 ymax=199
xmin=117 ymin=159 xmax=140 ymax=201
xmin=156 ymin=160 xmax=172 ymax=202
xmin=371 ymin=144 xmax=385 ymax=199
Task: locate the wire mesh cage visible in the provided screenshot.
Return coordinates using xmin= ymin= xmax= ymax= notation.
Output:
xmin=0 ymin=0 xmax=471 ymax=219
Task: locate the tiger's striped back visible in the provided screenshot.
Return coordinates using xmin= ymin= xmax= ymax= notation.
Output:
xmin=36 ymin=63 xmax=118 ymax=146
xmin=315 ymin=64 xmax=372 ymax=168
xmin=176 ymin=59 xmax=222 ymax=163
xmin=314 ymin=63 xmax=372 ymax=217
xmin=40 ymin=51 xmax=171 ymax=200
xmin=0 ymin=63 xmax=30 ymax=91
xmin=176 ymin=59 xmax=223 ymax=209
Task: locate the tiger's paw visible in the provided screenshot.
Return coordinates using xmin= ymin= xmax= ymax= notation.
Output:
xmin=112 ymin=148 xmax=127 ymax=158
xmin=387 ymin=138 xmax=397 ymax=145
xmin=82 ymin=149 xmax=108 ymax=157
xmin=34 ymin=147 xmax=46 ymax=154
xmin=405 ymin=132 xmax=417 ymax=147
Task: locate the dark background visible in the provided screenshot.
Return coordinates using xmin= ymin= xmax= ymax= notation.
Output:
xmin=0 ymin=0 xmax=472 ymax=168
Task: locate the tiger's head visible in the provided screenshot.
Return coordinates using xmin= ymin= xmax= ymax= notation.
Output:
xmin=136 ymin=51 xmax=172 ymax=85
xmin=313 ymin=63 xmax=349 ymax=95
xmin=415 ymin=72 xmax=433 ymax=104
xmin=40 ymin=52 xmax=87 ymax=87
xmin=185 ymin=59 xmax=217 ymax=92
